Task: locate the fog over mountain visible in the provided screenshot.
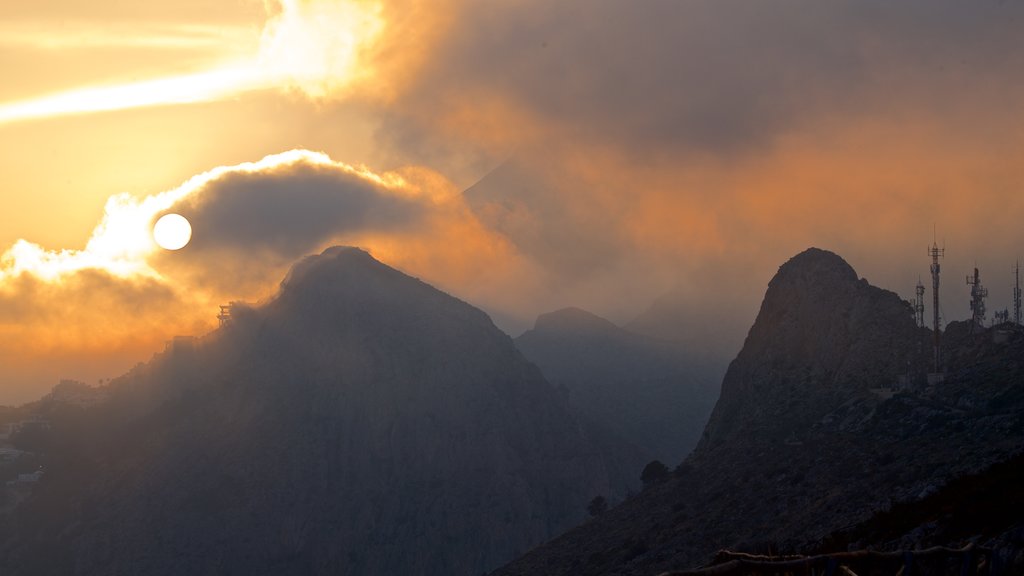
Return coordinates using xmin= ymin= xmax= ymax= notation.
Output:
xmin=0 ymin=247 xmax=631 ymax=575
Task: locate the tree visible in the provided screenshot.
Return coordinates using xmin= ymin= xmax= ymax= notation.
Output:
xmin=587 ymin=495 xmax=608 ymax=517
xmin=641 ymin=459 xmax=669 ymax=488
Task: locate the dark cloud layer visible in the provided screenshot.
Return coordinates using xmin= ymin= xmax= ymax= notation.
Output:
xmin=377 ymin=0 xmax=1024 ymax=162
xmin=175 ymin=161 xmax=425 ymax=255
xmin=363 ymin=0 xmax=1024 ymax=342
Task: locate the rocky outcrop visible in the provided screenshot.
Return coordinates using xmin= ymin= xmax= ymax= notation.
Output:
xmin=0 ymin=247 xmax=614 ymax=576
xmin=516 ymin=307 xmax=718 ymax=465
xmin=700 ymin=247 xmax=923 ymax=450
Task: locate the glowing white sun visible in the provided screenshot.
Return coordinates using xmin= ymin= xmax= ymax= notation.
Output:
xmin=153 ymin=213 xmax=192 ymax=251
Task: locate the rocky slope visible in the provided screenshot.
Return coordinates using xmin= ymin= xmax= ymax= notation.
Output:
xmin=516 ymin=307 xmax=718 ymax=465
xmin=0 ymin=247 xmax=619 ymax=576
xmin=494 ymin=248 xmax=1024 ymax=576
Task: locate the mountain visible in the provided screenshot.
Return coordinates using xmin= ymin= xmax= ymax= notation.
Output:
xmin=0 ymin=247 xmax=619 ymax=576
xmin=515 ymin=307 xmax=718 ymax=465
xmin=626 ymin=289 xmax=746 ymax=379
xmin=463 ymin=157 xmax=622 ymax=277
xmin=494 ymin=247 xmax=1024 ymax=575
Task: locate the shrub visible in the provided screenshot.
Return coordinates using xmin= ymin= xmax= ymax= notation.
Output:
xmin=641 ymin=460 xmax=669 ymax=488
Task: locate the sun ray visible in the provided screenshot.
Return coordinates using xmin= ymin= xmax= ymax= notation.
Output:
xmin=0 ymin=64 xmax=267 ymax=126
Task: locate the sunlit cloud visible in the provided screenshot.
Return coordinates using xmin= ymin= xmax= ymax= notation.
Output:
xmin=0 ymin=149 xmax=383 ymax=283
xmin=258 ymin=0 xmax=385 ymax=100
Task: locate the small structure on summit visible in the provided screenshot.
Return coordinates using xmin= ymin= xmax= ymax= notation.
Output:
xmin=217 ymin=304 xmax=233 ymax=326
xmin=217 ymin=301 xmax=252 ymax=326
xmin=993 ymin=309 xmax=1010 ymax=326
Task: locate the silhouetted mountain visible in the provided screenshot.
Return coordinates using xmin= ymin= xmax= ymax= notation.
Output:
xmin=516 ymin=307 xmax=718 ymax=464
xmin=0 ymin=247 xmax=619 ymax=576
xmin=494 ymin=248 xmax=1024 ymax=575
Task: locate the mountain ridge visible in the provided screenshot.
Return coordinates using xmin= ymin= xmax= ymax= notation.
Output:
xmin=494 ymin=247 xmax=1024 ymax=576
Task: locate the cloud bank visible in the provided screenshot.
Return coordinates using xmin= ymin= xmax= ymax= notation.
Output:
xmin=356 ymin=0 xmax=1024 ymax=330
xmin=5 ymin=0 xmax=1024 ymax=402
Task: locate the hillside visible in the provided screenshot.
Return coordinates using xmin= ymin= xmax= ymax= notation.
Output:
xmin=494 ymin=248 xmax=1024 ymax=575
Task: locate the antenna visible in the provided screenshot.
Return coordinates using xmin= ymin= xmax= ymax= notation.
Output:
xmin=1015 ymin=260 xmax=1022 ymax=326
xmin=966 ymin=266 xmax=988 ymax=331
xmin=928 ymin=237 xmax=944 ymax=372
xmin=914 ymin=278 xmax=926 ymax=328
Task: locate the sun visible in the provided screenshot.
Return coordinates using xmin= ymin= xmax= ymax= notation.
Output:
xmin=153 ymin=213 xmax=192 ymax=251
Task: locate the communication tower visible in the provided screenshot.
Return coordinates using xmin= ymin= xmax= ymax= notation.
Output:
xmin=914 ymin=278 xmax=926 ymax=328
xmin=928 ymin=239 xmax=944 ymax=372
xmin=1015 ymin=260 xmax=1022 ymax=326
xmin=966 ymin=267 xmax=988 ymax=330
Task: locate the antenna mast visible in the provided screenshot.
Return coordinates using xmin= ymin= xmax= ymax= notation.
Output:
xmin=928 ymin=238 xmax=944 ymax=372
xmin=966 ymin=266 xmax=988 ymax=330
xmin=914 ymin=278 xmax=926 ymax=328
xmin=1015 ymin=260 xmax=1022 ymax=326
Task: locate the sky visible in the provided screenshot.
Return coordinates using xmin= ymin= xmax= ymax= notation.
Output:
xmin=1 ymin=0 xmax=1023 ymax=403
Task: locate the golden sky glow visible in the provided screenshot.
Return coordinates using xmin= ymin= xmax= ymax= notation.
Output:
xmin=1 ymin=1 xmax=1023 ymax=403
xmin=0 ymin=0 xmax=383 ymax=126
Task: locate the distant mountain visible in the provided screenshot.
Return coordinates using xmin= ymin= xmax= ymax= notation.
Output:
xmin=0 ymin=247 xmax=620 ymax=576
xmin=626 ymin=288 xmax=747 ymax=374
xmin=494 ymin=248 xmax=1024 ymax=576
xmin=463 ymin=158 xmax=622 ymax=277
xmin=516 ymin=307 xmax=718 ymax=465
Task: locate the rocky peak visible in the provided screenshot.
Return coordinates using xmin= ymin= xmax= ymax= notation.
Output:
xmin=699 ymin=247 xmax=921 ymax=450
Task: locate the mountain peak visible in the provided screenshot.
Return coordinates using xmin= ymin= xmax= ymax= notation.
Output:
xmin=700 ymin=247 xmax=918 ymax=451
xmin=771 ymin=247 xmax=858 ymax=292
xmin=280 ymin=245 xmax=383 ymax=288
xmin=532 ymin=307 xmax=620 ymax=334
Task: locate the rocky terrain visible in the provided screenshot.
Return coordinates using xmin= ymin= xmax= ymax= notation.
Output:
xmin=516 ymin=307 xmax=719 ymax=465
xmin=0 ymin=247 xmax=627 ymax=576
xmin=494 ymin=248 xmax=1024 ymax=575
